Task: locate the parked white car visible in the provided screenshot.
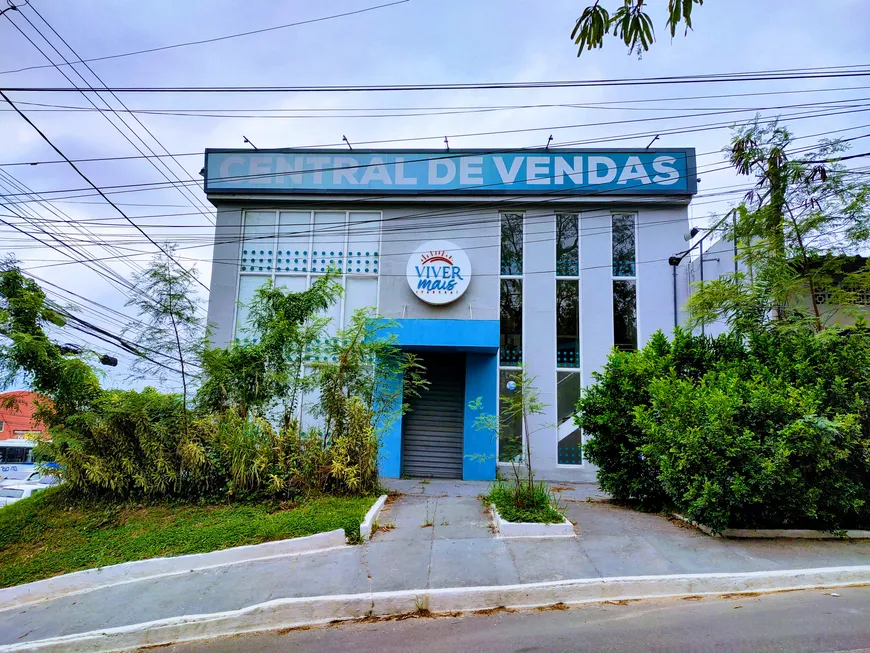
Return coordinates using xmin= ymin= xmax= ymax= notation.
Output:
xmin=0 ymin=483 xmax=46 ymax=507
xmin=24 ymin=472 xmax=59 ymax=486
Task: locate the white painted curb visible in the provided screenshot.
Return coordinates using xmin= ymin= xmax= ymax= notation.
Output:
xmin=0 ymin=530 xmax=347 ymax=613
xmin=359 ymin=495 xmax=388 ymax=540
xmin=0 ymin=495 xmax=388 ymax=612
xmin=673 ymin=514 xmax=870 ymax=539
xmin=491 ymin=504 xmax=574 ymax=538
xmin=5 ymin=566 xmax=870 ymax=653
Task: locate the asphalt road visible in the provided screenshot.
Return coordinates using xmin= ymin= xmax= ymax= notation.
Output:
xmin=150 ymin=586 xmax=870 ymax=653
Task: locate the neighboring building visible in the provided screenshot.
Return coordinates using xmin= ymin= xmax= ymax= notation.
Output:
xmin=203 ymin=148 xmax=698 ymax=481
xmin=685 ymin=238 xmax=870 ymax=335
xmin=0 ymin=391 xmax=44 ymax=440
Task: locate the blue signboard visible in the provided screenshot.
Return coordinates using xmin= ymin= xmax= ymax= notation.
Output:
xmin=204 ymin=148 xmax=696 ymax=195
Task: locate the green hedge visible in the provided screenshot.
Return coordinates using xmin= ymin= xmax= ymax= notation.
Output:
xmin=577 ymin=327 xmax=870 ymax=532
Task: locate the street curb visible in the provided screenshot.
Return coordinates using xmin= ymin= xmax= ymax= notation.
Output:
xmin=491 ymin=504 xmax=574 ymax=538
xmin=0 ymin=530 xmax=347 ymax=613
xmin=673 ymin=514 xmax=870 ymax=539
xmin=359 ymin=495 xmax=388 ymax=540
xmin=8 ymin=566 xmax=870 ymax=653
xmin=0 ymin=495 xmax=388 ymax=613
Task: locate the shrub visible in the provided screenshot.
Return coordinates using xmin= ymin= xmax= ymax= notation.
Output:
xmin=578 ymin=326 xmax=870 ymax=532
xmin=487 ymin=480 xmax=563 ymax=524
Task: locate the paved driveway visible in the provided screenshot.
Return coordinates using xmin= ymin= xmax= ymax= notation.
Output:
xmin=3 ymin=479 xmax=870 ymax=646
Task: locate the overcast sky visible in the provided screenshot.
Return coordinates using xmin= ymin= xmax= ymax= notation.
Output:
xmin=1 ymin=0 xmax=868 ymax=389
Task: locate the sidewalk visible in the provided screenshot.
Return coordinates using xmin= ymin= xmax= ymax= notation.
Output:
xmin=2 ymin=480 xmax=870 ymax=647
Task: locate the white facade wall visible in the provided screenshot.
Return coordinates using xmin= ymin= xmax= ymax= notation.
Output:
xmin=206 ymin=200 xmax=692 ymax=482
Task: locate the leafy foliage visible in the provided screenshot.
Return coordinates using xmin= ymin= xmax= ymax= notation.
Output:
xmin=687 ymin=120 xmax=870 ymax=333
xmin=123 ymin=245 xmax=204 ymax=409
xmin=578 ymin=326 xmax=870 ymax=532
xmin=470 ymin=367 xmax=556 ymax=518
xmin=0 ymin=263 xmax=419 ymax=503
xmin=487 ymin=480 xmax=564 ymax=524
xmin=571 ymin=0 xmax=703 ymax=57
xmin=196 ymin=273 xmax=341 ymax=423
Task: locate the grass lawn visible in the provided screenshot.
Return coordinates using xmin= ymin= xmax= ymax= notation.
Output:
xmin=0 ymin=488 xmax=377 ymax=589
xmin=487 ymin=481 xmax=565 ymax=524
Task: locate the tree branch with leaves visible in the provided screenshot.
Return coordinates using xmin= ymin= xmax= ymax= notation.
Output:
xmin=687 ymin=118 xmax=870 ymax=334
xmin=571 ymin=0 xmax=703 ymax=57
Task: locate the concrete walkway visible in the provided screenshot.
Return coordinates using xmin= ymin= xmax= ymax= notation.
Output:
xmin=2 ymin=480 xmax=870 ymax=647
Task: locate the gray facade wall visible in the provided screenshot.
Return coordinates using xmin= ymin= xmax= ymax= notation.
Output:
xmin=206 ymin=207 xmax=243 ymax=347
xmin=377 ymin=206 xmax=500 ymax=322
xmin=205 ymin=199 xmax=692 ymax=483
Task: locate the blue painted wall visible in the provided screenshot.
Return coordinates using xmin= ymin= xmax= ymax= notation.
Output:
xmin=385 ymin=318 xmax=499 ymax=352
xmin=376 ymin=318 xmax=500 ymax=480
xmin=463 ymin=353 xmax=498 ymax=480
xmin=375 ymin=368 xmax=403 ymax=479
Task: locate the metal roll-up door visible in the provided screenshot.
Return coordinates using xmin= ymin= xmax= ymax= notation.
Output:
xmin=401 ymin=353 xmax=466 ymax=479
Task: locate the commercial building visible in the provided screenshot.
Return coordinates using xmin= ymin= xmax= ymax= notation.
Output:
xmin=0 ymin=391 xmax=44 ymax=441
xmin=204 ymin=148 xmax=698 ymax=481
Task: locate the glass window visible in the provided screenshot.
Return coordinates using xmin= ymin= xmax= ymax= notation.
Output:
xmin=347 ymin=212 xmax=380 ymax=276
xmin=235 ymin=275 xmax=270 ymax=342
xmin=614 ymin=279 xmax=638 ymax=351
xmin=0 ymin=489 xmax=23 ymax=499
xmin=557 ymin=369 xmax=583 ymax=466
xmin=344 ymin=277 xmax=378 ymax=326
xmin=311 ymin=212 xmax=345 ymax=275
xmin=277 ymin=211 xmax=310 ymax=274
xmin=556 ymin=213 xmax=579 ymax=276
xmin=500 ymin=213 xmax=523 ymax=275
xmin=0 ymin=421 xmax=4 ymax=431
xmin=612 ymin=214 xmax=636 ymax=277
xmin=558 ymin=428 xmax=583 ymax=465
xmin=557 ymin=372 xmax=581 ymax=425
xmin=499 ymin=370 xmax=523 ymax=463
xmin=242 ymin=211 xmax=276 ymax=273
xmin=500 ymin=279 xmax=522 ymax=365
xmin=0 ymin=447 xmax=29 ymax=464
xmin=556 ymin=280 xmax=580 ymax=368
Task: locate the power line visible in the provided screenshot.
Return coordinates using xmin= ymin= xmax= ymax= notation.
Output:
xmin=0 ymin=89 xmax=210 ymax=292
xmin=4 ymin=65 xmax=870 ymax=94
xmin=4 ymin=93 xmax=870 ymax=170
xmin=9 ymin=83 xmax=870 ymax=114
xmin=8 ymin=6 xmax=216 ymax=226
xmin=0 ymin=168 xmax=151 ymax=291
xmin=0 ymin=1 xmax=411 ymax=76
xmin=7 ymin=95 xmax=870 ymax=120
xmin=3 ymin=102 xmax=869 ymax=205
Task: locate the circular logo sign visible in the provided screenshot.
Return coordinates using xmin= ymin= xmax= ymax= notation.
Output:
xmin=406 ymin=240 xmax=472 ymax=305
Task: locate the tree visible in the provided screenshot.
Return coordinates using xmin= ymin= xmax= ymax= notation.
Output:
xmin=687 ymin=118 xmax=870 ymax=333
xmin=469 ymin=366 xmax=547 ymax=496
xmin=308 ymin=308 xmax=428 ymax=448
xmin=571 ymin=0 xmax=704 ymax=57
xmin=124 ymin=245 xmax=204 ymax=427
xmin=195 ymin=273 xmax=342 ymax=424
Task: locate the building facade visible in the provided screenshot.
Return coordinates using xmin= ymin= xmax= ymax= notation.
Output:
xmin=0 ymin=391 xmax=44 ymax=440
xmin=204 ymin=148 xmax=698 ymax=482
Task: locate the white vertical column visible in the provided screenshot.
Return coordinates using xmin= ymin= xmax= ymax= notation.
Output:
xmin=522 ymin=210 xmax=558 ymax=472
xmin=580 ymin=210 xmax=613 ymax=390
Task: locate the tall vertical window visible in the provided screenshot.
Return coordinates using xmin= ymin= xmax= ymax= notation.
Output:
xmin=556 ymin=212 xmax=579 ymax=276
xmin=556 ymin=213 xmax=582 ymax=465
xmin=557 ymin=372 xmax=582 ymax=465
xmin=612 ymin=214 xmax=638 ymax=351
xmin=612 ymin=213 xmax=636 ymax=277
xmin=500 ymin=279 xmax=523 ymax=365
xmin=500 ymin=212 xmax=523 ymax=275
xmin=499 ymin=212 xmax=523 ymax=462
